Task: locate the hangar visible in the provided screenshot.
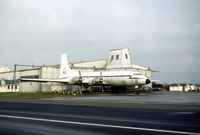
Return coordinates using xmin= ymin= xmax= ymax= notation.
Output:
xmin=0 ymin=48 xmax=152 ymax=92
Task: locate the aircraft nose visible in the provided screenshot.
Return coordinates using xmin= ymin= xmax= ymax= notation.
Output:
xmin=146 ymin=79 xmax=151 ymax=84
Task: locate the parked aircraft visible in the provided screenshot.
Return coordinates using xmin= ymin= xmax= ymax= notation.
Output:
xmin=20 ymin=53 xmax=151 ymax=93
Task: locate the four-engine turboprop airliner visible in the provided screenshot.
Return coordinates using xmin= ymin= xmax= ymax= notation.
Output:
xmin=20 ymin=53 xmax=151 ymax=92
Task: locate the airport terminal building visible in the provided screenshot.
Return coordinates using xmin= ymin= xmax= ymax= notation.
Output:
xmin=0 ymin=48 xmax=152 ymax=92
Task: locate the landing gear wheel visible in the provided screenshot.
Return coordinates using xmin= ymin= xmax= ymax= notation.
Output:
xmin=134 ymin=91 xmax=140 ymax=95
xmin=82 ymin=90 xmax=90 ymax=94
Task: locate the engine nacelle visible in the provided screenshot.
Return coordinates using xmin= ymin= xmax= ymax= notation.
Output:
xmin=71 ymin=77 xmax=82 ymax=84
xmin=80 ymin=78 xmax=102 ymax=85
xmin=92 ymin=78 xmax=103 ymax=85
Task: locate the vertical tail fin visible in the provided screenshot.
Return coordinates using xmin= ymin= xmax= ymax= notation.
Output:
xmin=59 ymin=53 xmax=73 ymax=79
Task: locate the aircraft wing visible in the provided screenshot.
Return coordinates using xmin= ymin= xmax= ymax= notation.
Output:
xmin=19 ymin=78 xmax=69 ymax=83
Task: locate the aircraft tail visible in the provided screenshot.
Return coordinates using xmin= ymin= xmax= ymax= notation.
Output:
xmin=59 ymin=53 xmax=73 ymax=79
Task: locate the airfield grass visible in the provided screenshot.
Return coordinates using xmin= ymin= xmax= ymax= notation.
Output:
xmin=0 ymin=92 xmax=69 ymax=100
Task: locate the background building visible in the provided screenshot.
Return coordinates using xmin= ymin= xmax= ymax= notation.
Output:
xmin=169 ymin=84 xmax=195 ymax=92
xmin=0 ymin=48 xmax=152 ymax=92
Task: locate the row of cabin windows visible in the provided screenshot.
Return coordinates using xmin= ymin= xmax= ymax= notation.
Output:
xmin=111 ymin=54 xmax=128 ymax=61
xmin=7 ymin=85 xmax=18 ymax=89
xmin=20 ymin=75 xmax=39 ymax=79
xmin=4 ymin=80 xmax=20 ymax=84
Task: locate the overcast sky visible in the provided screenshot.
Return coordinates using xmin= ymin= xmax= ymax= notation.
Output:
xmin=0 ymin=0 xmax=200 ymax=84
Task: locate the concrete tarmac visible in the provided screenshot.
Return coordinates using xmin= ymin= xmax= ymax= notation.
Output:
xmin=41 ymin=91 xmax=200 ymax=110
xmin=0 ymin=91 xmax=200 ymax=135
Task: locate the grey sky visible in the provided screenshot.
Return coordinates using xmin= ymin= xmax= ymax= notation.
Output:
xmin=0 ymin=0 xmax=200 ymax=84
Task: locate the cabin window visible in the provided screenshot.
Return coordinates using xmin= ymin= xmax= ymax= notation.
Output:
xmin=116 ymin=55 xmax=119 ymax=60
xmin=7 ymin=85 xmax=10 ymax=89
xmin=125 ymin=54 xmax=128 ymax=59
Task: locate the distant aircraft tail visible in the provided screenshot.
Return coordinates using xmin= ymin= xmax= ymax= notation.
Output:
xmin=59 ymin=53 xmax=73 ymax=79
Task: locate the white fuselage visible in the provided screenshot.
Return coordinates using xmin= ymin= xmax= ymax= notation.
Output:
xmin=59 ymin=70 xmax=150 ymax=86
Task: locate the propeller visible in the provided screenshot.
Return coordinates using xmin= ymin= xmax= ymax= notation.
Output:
xmin=99 ymin=72 xmax=104 ymax=92
xmin=78 ymin=71 xmax=84 ymax=90
xmin=78 ymin=71 xmax=82 ymax=83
